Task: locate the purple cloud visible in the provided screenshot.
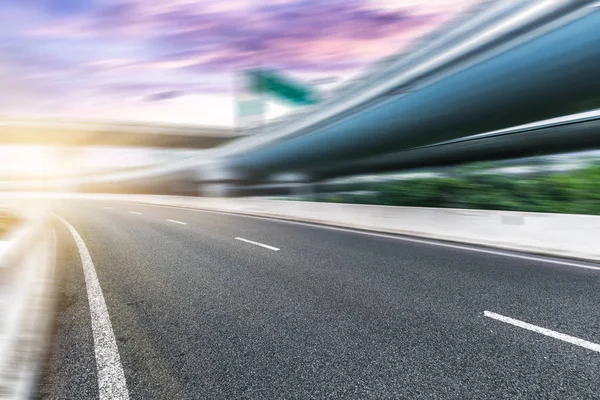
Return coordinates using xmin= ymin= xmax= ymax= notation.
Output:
xmin=0 ymin=0 xmax=474 ymax=123
xmin=104 ymin=81 xmax=231 ymax=99
xmin=28 ymin=0 xmax=441 ymax=73
xmin=145 ymin=0 xmax=434 ymax=73
xmin=144 ymin=90 xmax=185 ymax=102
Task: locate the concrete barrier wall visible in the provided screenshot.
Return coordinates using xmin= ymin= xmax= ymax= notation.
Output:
xmin=103 ymin=195 xmax=600 ymax=261
xmin=1 ymin=192 xmax=597 ymax=261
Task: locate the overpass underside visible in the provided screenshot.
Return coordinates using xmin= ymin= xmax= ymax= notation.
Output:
xmin=0 ymin=122 xmax=242 ymax=149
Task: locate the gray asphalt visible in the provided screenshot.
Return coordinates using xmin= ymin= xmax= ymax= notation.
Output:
xmin=37 ymin=200 xmax=600 ymax=399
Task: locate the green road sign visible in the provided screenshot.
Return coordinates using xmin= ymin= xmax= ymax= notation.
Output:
xmin=245 ymin=68 xmax=320 ymax=106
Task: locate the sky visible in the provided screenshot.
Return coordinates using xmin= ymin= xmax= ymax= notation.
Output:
xmin=0 ymin=0 xmax=475 ymax=126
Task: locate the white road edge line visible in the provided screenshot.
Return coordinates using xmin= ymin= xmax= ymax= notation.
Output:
xmin=484 ymin=310 xmax=600 ymax=353
xmin=166 ymin=219 xmax=187 ymax=225
xmin=129 ymin=211 xmax=142 ymax=215
xmin=235 ymin=237 xmax=280 ymax=251
xmin=123 ymin=203 xmax=600 ymax=272
xmin=54 ymin=214 xmax=130 ymax=399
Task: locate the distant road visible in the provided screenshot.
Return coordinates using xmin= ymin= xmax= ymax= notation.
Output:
xmin=38 ymin=200 xmax=600 ymax=399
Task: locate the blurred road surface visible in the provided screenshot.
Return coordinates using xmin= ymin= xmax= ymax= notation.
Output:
xmin=37 ymin=200 xmax=600 ymax=399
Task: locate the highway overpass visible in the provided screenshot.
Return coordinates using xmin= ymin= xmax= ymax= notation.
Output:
xmin=220 ymin=1 xmax=600 ymax=182
xmin=0 ymin=118 xmax=241 ymax=148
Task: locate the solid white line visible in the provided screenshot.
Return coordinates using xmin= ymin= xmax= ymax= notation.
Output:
xmin=126 ymin=203 xmax=600 ymax=272
xmin=484 ymin=311 xmax=600 ymax=353
xmin=103 ymin=207 xmax=114 ymax=210
xmin=129 ymin=211 xmax=142 ymax=215
xmin=235 ymin=237 xmax=280 ymax=251
xmin=54 ymin=215 xmax=130 ymax=399
xmin=166 ymin=219 xmax=187 ymax=225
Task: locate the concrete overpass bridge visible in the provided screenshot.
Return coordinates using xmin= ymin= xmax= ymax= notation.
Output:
xmin=0 ymin=117 xmax=241 ymax=148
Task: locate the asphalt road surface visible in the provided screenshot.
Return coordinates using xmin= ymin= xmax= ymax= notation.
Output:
xmin=36 ymin=200 xmax=600 ymax=399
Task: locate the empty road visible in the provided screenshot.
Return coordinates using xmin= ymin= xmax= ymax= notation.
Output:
xmin=37 ymin=200 xmax=600 ymax=399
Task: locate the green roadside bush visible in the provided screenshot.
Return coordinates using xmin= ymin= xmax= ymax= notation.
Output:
xmin=317 ymin=164 xmax=600 ymax=215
